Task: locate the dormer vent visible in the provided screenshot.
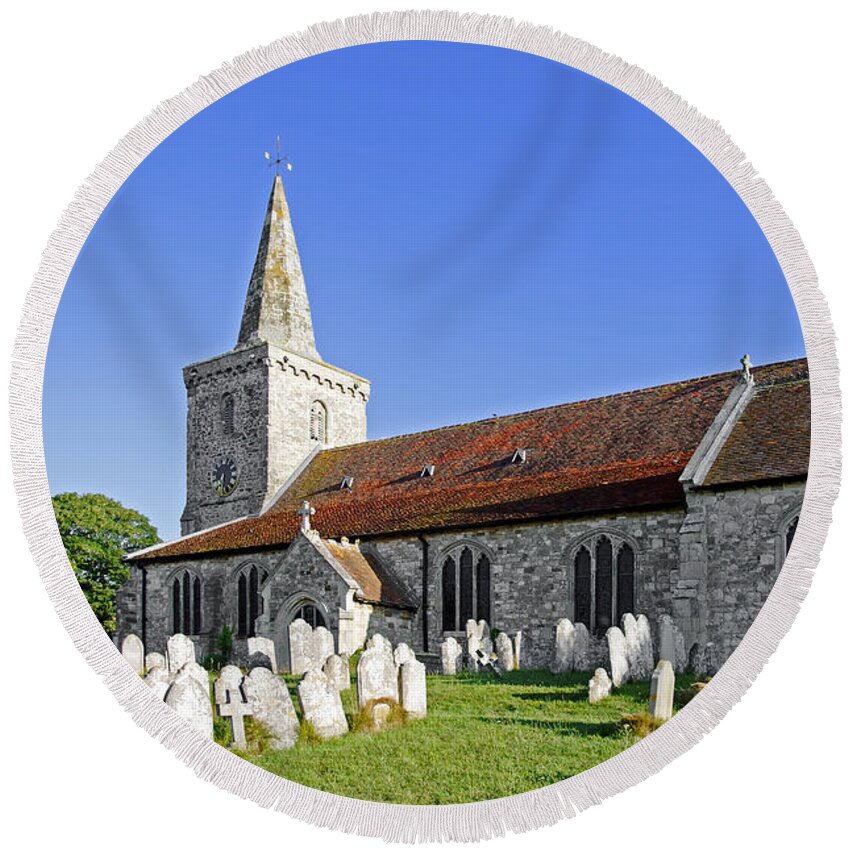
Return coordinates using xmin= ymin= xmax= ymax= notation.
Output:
xmin=340 ymin=476 xmax=355 ymax=490
xmin=511 ymin=448 xmax=527 ymax=464
xmin=421 ymin=463 xmax=436 ymax=478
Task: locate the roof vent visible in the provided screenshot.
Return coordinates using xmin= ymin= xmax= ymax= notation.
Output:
xmin=511 ymin=448 xmax=527 ymax=464
xmin=340 ymin=476 xmax=355 ymax=490
xmin=421 ymin=463 xmax=436 ymax=478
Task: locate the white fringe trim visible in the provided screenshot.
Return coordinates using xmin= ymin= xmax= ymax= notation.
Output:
xmin=8 ymin=10 xmax=840 ymax=843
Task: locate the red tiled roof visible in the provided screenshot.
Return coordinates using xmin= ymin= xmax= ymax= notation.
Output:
xmin=131 ymin=358 xmax=809 ymax=562
xmin=703 ymin=364 xmax=810 ymax=486
xmin=323 ymin=540 xmax=415 ymax=610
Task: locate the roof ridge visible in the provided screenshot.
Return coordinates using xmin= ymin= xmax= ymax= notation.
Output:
xmin=313 ymin=357 xmax=807 ymax=455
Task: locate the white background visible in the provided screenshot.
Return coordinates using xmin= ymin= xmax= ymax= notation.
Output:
xmin=1 ymin=2 xmax=847 ymax=846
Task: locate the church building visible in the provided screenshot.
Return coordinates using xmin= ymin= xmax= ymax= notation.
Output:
xmin=116 ymin=174 xmax=810 ymax=674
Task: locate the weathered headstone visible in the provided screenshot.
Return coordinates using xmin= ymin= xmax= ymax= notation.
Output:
xmin=399 ymin=658 xmax=427 ymax=719
xmin=658 ymin=614 xmax=688 ymax=674
xmin=393 ymin=643 xmax=415 ymax=667
xmin=214 ymin=670 xmax=253 ymax=749
xmin=144 ymin=666 xmax=171 ymax=700
xmin=313 ymin=625 xmax=335 ymax=671
xmin=606 ymin=626 xmax=629 ymax=687
xmin=323 ymin=653 xmax=351 ymax=691
xmin=465 ymin=619 xmax=484 ymax=641
xmin=174 ymin=661 xmax=210 ymax=700
xmin=357 ymin=646 xmax=400 ymax=708
xmin=622 ymin=613 xmax=640 ymax=674
xmin=553 ymin=618 xmax=576 ymax=673
xmin=513 ymin=631 xmax=523 ymax=670
xmin=366 ymin=633 xmax=393 ymax=657
xmin=297 ymin=670 xmax=348 ymax=739
xmin=633 ymin=615 xmax=655 ymax=680
xmin=573 ymin=622 xmax=591 ymax=671
xmin=649 ymin=659 xmax=675 ymax=721
xmin=243 ymin=667 xmax=299 ymax=750
xmin=494 ymin=632 xmax=515 ymax=671
xmin=145 ymin=652 xmax=166 ymax=673
xmin=289 ymin=618 xmax=314 ymax=675
xmin=121 ymin=634 xmax=144 ymax=675
xmin=165 ymin=676 xmax=213 ymax=737
xmin=371 ymin=702 xmax=392 ymax=729
xmin=166 ymin=633 xmax=196 ymax=675
xmin=479 ymin=620 xmax=493 ymax=659
xmin=588 ymin=668 xmax=612 ymax=703
xmin=441 ymin=637 xmax=463 ymax=675
xmin=247 ymin=636 xmax=277 ymax=673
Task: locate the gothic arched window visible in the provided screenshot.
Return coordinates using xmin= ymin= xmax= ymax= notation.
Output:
xmin=172 ymin=570 xmax=202 ymax=634
xmin=294 ymin=603 xmax=326 ymax=629
xmin=440 ymin=546 xmax=491 ymax=632
xmin=309 ymin=401 xmax=327 ymax=443
xmin=235 ymin=564 xmax=269 ymax=638
xmin=221 ymin=393 xmax=235 ymax=436
xmin=571 ymin=534 xmax=637 ymax=634
xmin=781 ymin=514 xmax=800 ymax=564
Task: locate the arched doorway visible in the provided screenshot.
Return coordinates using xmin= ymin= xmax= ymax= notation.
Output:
xmin=272 ymin=594 xmax=332 ymax=673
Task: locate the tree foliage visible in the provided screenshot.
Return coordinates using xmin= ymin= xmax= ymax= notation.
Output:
xmin=52 ymin=493 xmax=160 ymax=634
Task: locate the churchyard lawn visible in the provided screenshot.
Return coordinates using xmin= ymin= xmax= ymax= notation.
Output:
xmin=219 ymin=668 xmax=694 ymax=804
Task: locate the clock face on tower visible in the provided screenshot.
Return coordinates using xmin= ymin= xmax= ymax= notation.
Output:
xmin=210 ymin=457 xmax=239 ymax=497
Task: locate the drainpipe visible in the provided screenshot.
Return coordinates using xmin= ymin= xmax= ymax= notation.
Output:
xmin=418 ymin=535 xmax=429 ymax=652
xmin=140 ymin=565 xmax=148 ymax=649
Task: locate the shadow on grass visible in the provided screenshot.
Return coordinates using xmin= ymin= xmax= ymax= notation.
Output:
xmin=479 ymin=715 xmax=623 ymax=738
xmin=512 ymin=691 xmax=587 ymax=703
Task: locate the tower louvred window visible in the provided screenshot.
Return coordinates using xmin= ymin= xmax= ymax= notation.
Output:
xmin=310 ymin=401 xmax=327 ymax=443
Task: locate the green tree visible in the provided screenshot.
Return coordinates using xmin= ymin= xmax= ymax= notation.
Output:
xmin=52 ymin=493 xmax=160 ymax=634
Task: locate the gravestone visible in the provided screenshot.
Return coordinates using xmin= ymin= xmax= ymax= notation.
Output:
xmin=323 ymin=653 xmax=351 ymax=691
xmin=371 ymin=702 xmax=392 ymax=729
xmin=494 ymin=632 xmax=515 ymax=671
xmin=289 ymin=618 xmax=314 ymax=675
xmin=649 ymin=660 xmax=675 ymax=721
xmin=633 ymin=615 xmax=655 ymax=680
xmin=588 ymin=668 xmax=612 ymax=703
xmin=479 ymin=620 xmax=493 ymax=659
xmin=165 ymin=676 xmax=213 ymax=737
xmin=145 ymin=652 xmax=166 ymax=673
xmin=606 ymin=626 xmax=629 ymax=687
xmin=513 ymin=632 xmax=523 ymax=670
xmin=166 ymin=633 xmax=196 ymax=675
xmin=357 ymin=646 xmax=400 ymax=709
xmin=247 ymin=636 xmax=277 ymax=673
xmin=553 ymin=618 xmax=576 ymax=673
xmin=366 ymin=633 xmax=393 ymax=657
xmin=144 ymin=666 xmax=170 ymax=700
xmin=393 ymin=643 xmax=415 ymax=667
xmin=243 ymin=667 xmax=299 ymax=750
xmin=399 ymin=659 xmax=427 ymax=719
xmin=573 ymin=622 xmax=591 ymax=671
xmin=214 ymin=670 xmax=253 ymax=749
xmin=474 ymin=648 xmax=502 ymax=677
xmin=297 ymin=670 xmax=348 ymax=739
xmin=621 ymin=613 xmax=640 ymax=674
xmin=313 ymin=626 xmax=335 ymax=671
xmin=466 ymin=619 xmax=484 ymax=641
xmin=658 ymin=614 xmax=687 ymax=674
xmin=441 ymin=637 xmax=462 ymax=675
xmin=174 ymin=661 xmax=210 ymax=700
xmin=121 ymin=634 xmax=144 ymax=675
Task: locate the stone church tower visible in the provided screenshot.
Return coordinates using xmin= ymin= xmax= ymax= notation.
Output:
xmin=180 ymin=175 xmax=370 ymax=534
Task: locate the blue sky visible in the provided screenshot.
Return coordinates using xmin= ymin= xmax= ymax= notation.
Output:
xmin=44 ymin=40 xmax=804 ymax=541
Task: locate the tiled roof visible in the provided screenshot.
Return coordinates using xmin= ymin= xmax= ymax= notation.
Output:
xmin=323 ymin=539 xmax=415 ymax=610
xmin=130 ymin=358 xmax=809 ymax=562
xmin=702 ymin=363 xmax=810 ymax=486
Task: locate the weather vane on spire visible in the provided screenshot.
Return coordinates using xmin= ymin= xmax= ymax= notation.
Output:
xmin=264 ymin=135 xmax=293 ymax=176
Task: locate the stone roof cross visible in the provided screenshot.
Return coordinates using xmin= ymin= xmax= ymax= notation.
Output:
xmin=298 ymin=500 xmax=316 ymax=533
xmin=740 ymin=353 xmax=753 ymax=383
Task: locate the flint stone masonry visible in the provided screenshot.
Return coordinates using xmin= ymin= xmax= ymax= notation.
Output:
xmin=607 ymin=627 xmax=629 ymax=687
xmin=297 ymin=670 xmax=348 ymax=739
xmin=399 ymin=659 xmax=427 ymax=719
xmin=495 ymin=632 xmax=515 ymax=672
xmin=166 ymin=634 xmax=195 ymax=675
xmin=441 ymin=637 xmax=462 ymax=675
xmin=243 ymin=667 xmax=299 ymax=750
xmin=247 ymin=636 xmax=277 ymax=673
xmin=588 ymin=668 xmax=612 ymax=703
xmin=649 ymin=660 xmax=675 ymax=721
xmin=166 ymin=677 xmax=213 ymax=737
xmin=121 ymin=634 xmax=144 ymax=675
xmin=323 ymin=654 xmax=351 ymax=691
xmin=357 ymin=645 xmax=400 ymax=708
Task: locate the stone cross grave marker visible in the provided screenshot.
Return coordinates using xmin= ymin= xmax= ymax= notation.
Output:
xmin=215 ymin=667 xmax=253 ymax=748
xmin=649 ymin=660 xmax=675 ymax=721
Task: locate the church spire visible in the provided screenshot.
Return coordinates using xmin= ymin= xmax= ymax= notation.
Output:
xmin=237 ymin=173 xmax=320 ymax=359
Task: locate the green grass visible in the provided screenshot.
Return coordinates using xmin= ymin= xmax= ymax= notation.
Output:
xmin=226 ymin=668 xmax=695 ymax=805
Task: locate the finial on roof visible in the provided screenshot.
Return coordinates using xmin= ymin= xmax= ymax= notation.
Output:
xmin=297 ymin=500 xmax=316 ymax=533
xmin=740 ymin=354 xmax=753 ymax=384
